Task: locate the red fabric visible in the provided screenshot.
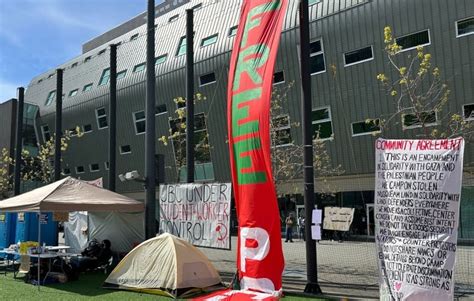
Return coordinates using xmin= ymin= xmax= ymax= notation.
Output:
xmin=192 ymin=289 xmax=280 ymax=301
xmin=227 ymin=0 xmax=288 ymax=292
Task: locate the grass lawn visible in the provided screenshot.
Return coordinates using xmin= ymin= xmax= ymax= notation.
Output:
xmin=0 ymin=272 xmax=332 ymax=300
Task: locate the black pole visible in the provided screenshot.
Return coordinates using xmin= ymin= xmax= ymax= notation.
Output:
xmin=299 ymin=0 xmax=322 ymax=294
xmin=186 ymin=9 xmax=195 ymax=183
xmin=145 ymin=0 xmax=156 ymax=239
xmin=54 ymin=68 xmax=63 ymax=182
xmin=109 ymin=44 xmax=117 ymax=192
xmin=13 ymin=88 xmax=24 ymax=196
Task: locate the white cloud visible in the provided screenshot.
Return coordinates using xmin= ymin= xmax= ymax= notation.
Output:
xmin=0 ymin=79 xmax=20 ymax=103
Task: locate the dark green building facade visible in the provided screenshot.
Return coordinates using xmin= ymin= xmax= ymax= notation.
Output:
xmin=12 ymin=0 xmax=474 ymax=236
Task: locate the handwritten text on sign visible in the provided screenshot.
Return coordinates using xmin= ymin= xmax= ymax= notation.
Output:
xmin=375 ymin=138 xmax=464 ymax=301
xmin=159 ymin=183 xmax=231 ymax=249
xmin=322 ymin=207 xmax=354 ymax=231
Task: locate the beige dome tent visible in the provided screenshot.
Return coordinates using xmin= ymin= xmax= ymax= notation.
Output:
xmin=103 ymin=233 xmax=223 ymax=298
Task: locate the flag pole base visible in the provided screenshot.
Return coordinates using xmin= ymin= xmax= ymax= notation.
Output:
xmin=304 ymin=282 xmax=322 ymax=295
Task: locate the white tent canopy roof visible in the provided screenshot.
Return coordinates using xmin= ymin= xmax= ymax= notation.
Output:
xmin=0 ymin=177 xmax=144 ymax=212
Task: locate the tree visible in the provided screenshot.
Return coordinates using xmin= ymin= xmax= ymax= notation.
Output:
xmin=376 ymin=26 xmax=473 ymax=141
xmin=270 ymin=82 xmax=344 ymax=196
xmin=0 ymin=126 xmax=83 ymax=199
xmin=158 ymin=94 xmax=211 ymax=182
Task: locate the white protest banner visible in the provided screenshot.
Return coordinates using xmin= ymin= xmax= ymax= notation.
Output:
xmin=375 ymin=138 xmax=464 ymax=301
xmin=322 ymin=207 xmax=355 ymax=231
xmin=159 ymin=183 xmax=231 ymax=249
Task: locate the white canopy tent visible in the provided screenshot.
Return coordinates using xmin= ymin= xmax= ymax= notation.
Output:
xmin=0 ymin=176 xmax=145 ymax=288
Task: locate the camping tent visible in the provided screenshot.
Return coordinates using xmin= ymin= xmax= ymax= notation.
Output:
xmin=103 ymin=233 xmax=222 ymax=298
xmin=0 ymin=176 xmax=144 ymax=213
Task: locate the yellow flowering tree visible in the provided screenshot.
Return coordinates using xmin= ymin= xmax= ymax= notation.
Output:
xmin=0 ymin=126 xmax=83 ymax=199
xmin=376 ymin=26 xmax=473 ymax=140
xmin=158 ymin=93 xmax=211 ymax=181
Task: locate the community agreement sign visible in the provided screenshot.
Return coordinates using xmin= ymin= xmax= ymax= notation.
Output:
xmin=375 ymin=138 xmax=464 ymax=301
xmin=159 ymin=183 xmax=231 ymax=249
xmin=323 ymin=207 xmax=354 ymax=231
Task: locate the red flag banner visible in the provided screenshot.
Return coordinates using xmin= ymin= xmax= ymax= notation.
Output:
xmin=192 ymin=289 xmax=280 ymax=301
xmin=227 ymin=0 xmax=288 ymax=293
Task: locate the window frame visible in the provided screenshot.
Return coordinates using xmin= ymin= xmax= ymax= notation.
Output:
xmin=117 ymin=70 xmax=127 ymax=80
xmin=75 ymin=166 xmax=85 ymax=174
xmin=89 ymin=163 xmax=100 ymax=173
xmin=45 ymin=90 xmax=56 ymax=106
xmin=395 ymin=29 xmax=431 ymax=53
xmin=95 ymin=107 xmax=108 ymax=130
xmin=201 ymin=34 xmax=218 ymax=47
xmin=133 ymin=110 xmax=146 ymax=135
xmin=98 ymin=68 xmax=111 ymax=86
xmin=155 ymin=104 xmax=168 ymax=116
xmin=462 ymin=103 xmax=474 ymax=121
xmin=309 ymin=39 xmax=326 ymax=75
xmin=41 ymin=125 xmax=51 ymax=142
xmin=84 ymin=56 xmax=91 ymax=63
xmin=63 ymin=168 xmax=71 ymax=175
xmin=199 ymin=72 xmax=217 ymax=87
xmin=68 ymin=89 xmax=79 ymax=97
xmin=343 ymin=45 xmax=374 ymax=67
xmin=311 ymin=106 xmax=334 ymax=141
xmin=272 ymin=114 xmax=292 ymax=147
xmin=133 ymin=63 xmax=146 ymax=73
xmin=228 ymin=25 xmax=238 ymax=37
xmin=176 ymin=36 xmax=187 ymax=56
xmin=83 ymin=124 xmax=93 ymax=133
xmin=351 ymin=118 xmax=381 ymax=137
xmin=155 ymin=54 xmax=168 ymax=66
xmin=455 ymin=17 xmax=474 ymax=38
xmin=130 ymin=33 xmax=139 ymax=41
xmin=273 ymin=70 xmax=285 ymax=85
xmin=309 ymin=0 xmax=321 ymax=5
xmin=83 ymin=83 xmax=93 ymax=92
xmin=168 ymin=14 xmax=179 ymax=23
xmin=120 ymin=145 xmax=132 ymax=155
xmin=402 ymin=110 xmax=438 ymax=129
xmin=104 ymin=162 xmax=110 ymax=170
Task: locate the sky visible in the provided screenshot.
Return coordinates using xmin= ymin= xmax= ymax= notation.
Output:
xmin=0 ymin=0 xmax=163 ymax=102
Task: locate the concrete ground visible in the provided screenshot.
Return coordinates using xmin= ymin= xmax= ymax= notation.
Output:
xmin=199 ymin=237 xmax=474 ymax=300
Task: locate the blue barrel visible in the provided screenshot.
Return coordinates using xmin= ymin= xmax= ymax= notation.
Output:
xmin=0 ymin=213 xmax=17 ymax=248
xmin=15 ymin=212 xmax=57 ymax=245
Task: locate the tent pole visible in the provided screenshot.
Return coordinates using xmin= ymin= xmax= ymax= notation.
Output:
xmin=38 ymin=212 xmax=41 ymax=290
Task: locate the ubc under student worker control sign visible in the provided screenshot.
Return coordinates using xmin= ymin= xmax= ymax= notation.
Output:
xmin=159 ymin=183 xmax=231 ymax=249
xmin=374 ymin=138 xmax=464 ymax=301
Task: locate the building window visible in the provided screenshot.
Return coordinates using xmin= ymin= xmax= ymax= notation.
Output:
xmin=69 ymin=89 xmax=78 ymax=97
xmin=67 ymin=127 xmax=79 ymax=137
xmin=63 ymin=168 xmax=71 ymax=175
xmin=462 ymin=104 xmax=474 ymax=121
xmin=344 ymin=46 xmax=374 ymax=66
xmin=352 ymin=119 xmax=381 ymax=136
xmin=396 ymin=30 xmax=430 ymax=52
xmin=90 ymin=163 xmax=100 ymax=172
xmin=312 ymin=107 xmax=333 ymax=140
xmin=45 ymin=90 xmax=56 ymax=106
xmin=71 ymin=62 xmax=78 ymax=68
xmin=168 ymin=14 xmax=179 ymax=23
xmin=310 ymin=39 xmax=326 ymax=75
xmin=201 ymin=34 xmax=218 ymax=47
xmin=84 ymin=56 xmax=91 ymax=63
xmin=402 ymin=111 xmax=437 ymax=129
xmin=133 ymin=63 xmax=146 ymax=73
xmin=272 ymin=115 xmax=292 ymax=146
xmin=41 ymin=125 xmax=51 ymax=142
xmin=170 ymin=113 xmax=211 ymax=172
xmin=199 ymin=72 xmax=216 ymax=86
xmin=228 ymin=25 xmax=238 ymax=37
xmin=98 ymin=49 xmax=106 ymax=56
xmin=104 ymin=162 xmax=110 ymax=170
xmin=117 ymin=70 xmax=127 ymax=80
xmin=155 ymin=54 xmax=168 ymax=65
xmin=176 ymin=36 xmax=186 ymax=56
xmin=98 ymin=68 xmax=110 ymax=86
xmin=309 ymin=0 xmax=321 ymax=5
xmin=191 ymin=3 xmax=202 ymax=11
xmin=83 ymin=83 xmax=93 ymax=92
xmin=456 ymin=17 xmax=474 ymax=37
xmin=76 ymin=166 xmax=85 ymax=174
xmin=130 ymin=33 xmax=139 ymax=41
xmin=120 ymin=145 xmax=132 ymax=155
xmin=273 ymin=71 xmax=285 ymax=85
xmin=95 ymin=107 xmax=108 ymax=129
xmin=155 ymin=104 xmax=167 ymax=115
xmin=37 ymin=79 xmax=43 ymax=84
xmin=48 ymin=73 xmax=54 ymax=79
xmin=83 ymin=124 xmax=93 ymax=133
xmin=133 ymin=111 xmax=146 ymax=135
